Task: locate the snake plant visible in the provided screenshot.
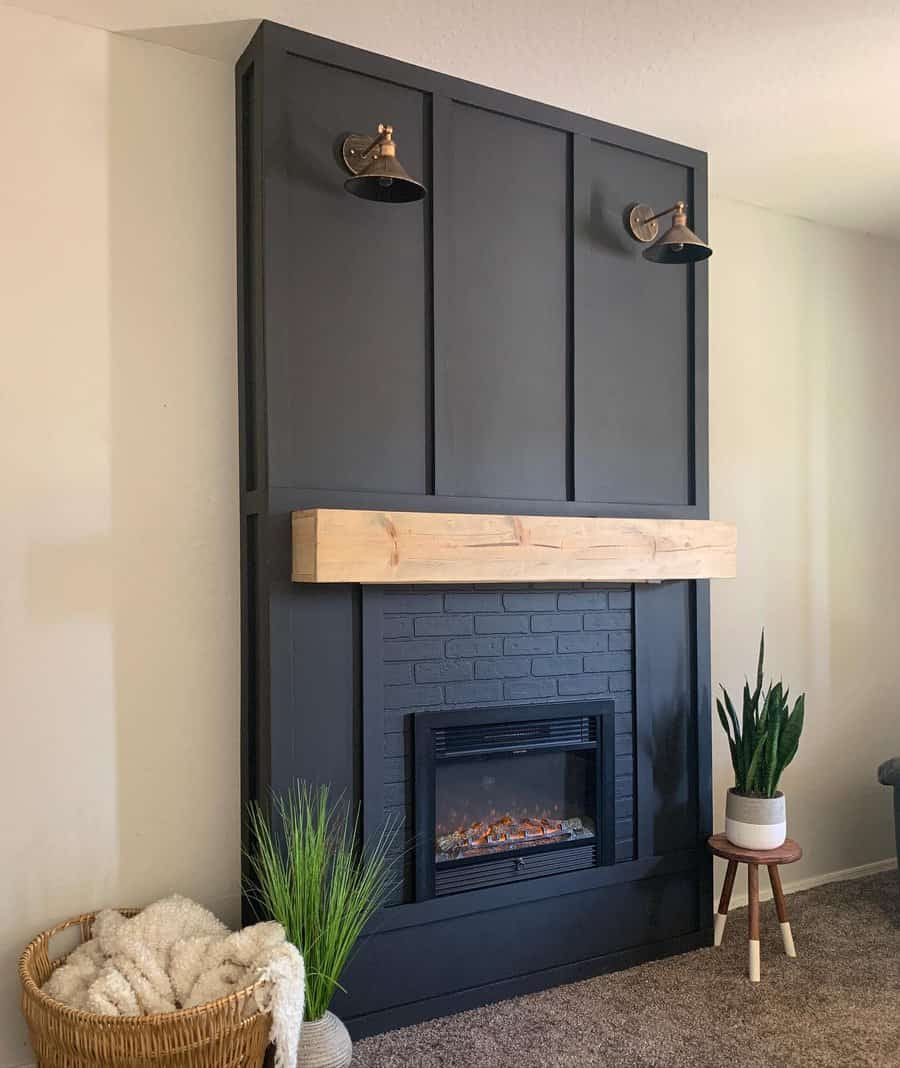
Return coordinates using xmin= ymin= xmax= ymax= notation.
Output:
xmin=716 ymin=631 xmax=805 ymax=798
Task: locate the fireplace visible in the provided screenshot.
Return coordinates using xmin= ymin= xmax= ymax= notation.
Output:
xmin=239 ymin=21 xmax=719 ymax=1034
xmin=414 ymin=701 xmax=617 ymax=899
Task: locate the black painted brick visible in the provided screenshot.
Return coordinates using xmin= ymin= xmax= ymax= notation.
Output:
xmin=558 ymin=674 xmax=609 ymax=696
xmin=531 ymin=613 xmax=583 ymax=632
xmin=445 ymin=592 xmax=503 ymax=612
xmin=384 ymin=593 xmax=443 ymax=614
xmin=383 ymin=638 xmax=445 ymax=661
xmin=445 ymin=636 xmax=503 ymax=658
xmin=444 ymin=680 xmax=503 ymax=704
xmin=502 ymin=592 xmax=558 ymax=611
xmin=615 ymin=754 xmax=632 ymax=777
xmin=475 ymin=657 xmax=532 ymax=679
xmin=557 ymin=591 xmax=608 ymax=610
xmin=384 ymin=712 xmax=412 ymax=734
xmin=615 ymin=842 xmax=635 ymax=862
xmin=584 ymin=611 xmax=631 ymax=630
xmin=377 ymin=583 xmax=636 ymax=884
xmin=583 ymin=651 xmax=632 ymax=673
xmin=384 ymin=782 xmax=408 ymax=807
xmin=615 ymin=776 xmax=632 ymax=799
xmin=384 ymin=733 xmax=406 ymax=757
xmin=531 ymin=654 xmax=584 ymax=676
xmin=414 ymin=660 xmax=474 ymax=684
xmin=383 ymin=616 xmax=413 ymax=639
xmin=384 ymin=683 xmax=444 ymax=709
xmin=504 ymin=678 xmax=557 ymax=701
xmin=384 ymin=757 xmax=405 ymax=783
xmin=504 ymin=635 xmax=557 ymax=655
xmin=383 ymin=662 xmax=413 ymax=685
xmin=475 ymin=614 xmax=531 ymax=634
xmin=557 ymin=633 xmax=608 ymax=653
xmin=414 ymin=614 xmax=474 ymax=636
xmin=615 ymin=817 xmax=634 ymax=840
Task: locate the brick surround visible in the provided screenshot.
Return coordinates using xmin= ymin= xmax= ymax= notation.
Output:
xmin=377 ymin=583 xmax=636 ymax=902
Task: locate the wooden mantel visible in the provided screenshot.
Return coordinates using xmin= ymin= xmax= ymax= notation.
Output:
xmin=291 ymin=509 xmax=736 ymax=584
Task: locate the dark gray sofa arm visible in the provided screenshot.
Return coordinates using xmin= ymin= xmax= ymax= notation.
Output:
xmin=878 ymin=757 xmax=900 ymax=787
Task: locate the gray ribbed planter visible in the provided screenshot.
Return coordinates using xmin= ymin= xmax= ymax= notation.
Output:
xmin=725 ymin=789 xmax=786 ymax=850
xmin=296 ymin=1011 xmax=352 ymax=1068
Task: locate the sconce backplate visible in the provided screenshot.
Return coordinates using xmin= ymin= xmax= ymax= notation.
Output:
xmin=627 ymin=203 xmax=660 ymax=244
xmin=342 ymin=133 xmax=378 ymax=175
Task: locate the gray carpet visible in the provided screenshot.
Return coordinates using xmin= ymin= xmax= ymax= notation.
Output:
xmin=353 ymin=870 xmax=899 ymax=1068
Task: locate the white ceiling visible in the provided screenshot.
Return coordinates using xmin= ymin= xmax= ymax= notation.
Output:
xmin=7 ymin=0 xmax=900 ymax=238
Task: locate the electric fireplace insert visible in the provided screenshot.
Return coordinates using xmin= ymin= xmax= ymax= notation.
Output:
xmin=414 ymin=700 xmax=617 ymax=899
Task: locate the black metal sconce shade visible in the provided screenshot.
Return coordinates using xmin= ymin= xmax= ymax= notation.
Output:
xmin=341 ymin=123 xmax=427 ymax=203
xmin=626 ymin=201 xmax=712 ymax=263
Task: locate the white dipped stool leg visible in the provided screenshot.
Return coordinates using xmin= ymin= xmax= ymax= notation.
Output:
xmin=713 ymin=912 xmax=727 ymax=947
xmin=768 ymin=864 xmax=797 ymax=959
xmin=780 ymin=921 xmax=797 ymax=958
xmin=749 ymin=939 xmax=761 ymax=983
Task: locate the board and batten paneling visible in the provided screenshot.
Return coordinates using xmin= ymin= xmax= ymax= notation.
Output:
xmin=238 ymin=20 xmax=715 ymax=1035
xmin=574 ymin=139 xmax=695 ymax=506
xmin=264 ymin=55 xmax=431 ymax=494
xmin=291 ymin=508 xmax=736 ymax=584
xmin=253 ymin=28 xmax=708 ymax=512
xmin=435 ymin=102 xmax=569 ymax=501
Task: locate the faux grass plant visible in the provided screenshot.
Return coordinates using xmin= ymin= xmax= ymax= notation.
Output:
xmin=246 ymin=783 xmax=400 ymax=1021
xmin=716 ymin=631 xmax=805 ymax=798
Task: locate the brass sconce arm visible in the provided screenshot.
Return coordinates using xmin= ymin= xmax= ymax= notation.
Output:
xmin=344 ymin=123 xmax=395 ymax=169
xmin=636 ymin=201 xmax=687 ymax=226
xmin=625 ymin=199 xmax=712 ymax=264
xmin=340 ymin=121 xmax=426 ymax=203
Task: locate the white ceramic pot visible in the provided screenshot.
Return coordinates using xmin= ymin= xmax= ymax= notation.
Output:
xmin=725 ymin=789 xmax=786 ymax=850
xmin=296 ymin=1011 xmax=353 ymax=1068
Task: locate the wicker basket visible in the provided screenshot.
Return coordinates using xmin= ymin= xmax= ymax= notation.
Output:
xmin=19 ymin=909 xmax=272 ymax=1068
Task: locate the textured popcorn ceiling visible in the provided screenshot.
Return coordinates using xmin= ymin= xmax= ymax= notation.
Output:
xmin=6 ymin=0 xmax=900 ymax=238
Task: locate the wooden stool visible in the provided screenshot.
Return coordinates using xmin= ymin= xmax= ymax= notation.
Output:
xmin=707 ymin=833 xmax=802 ymax=982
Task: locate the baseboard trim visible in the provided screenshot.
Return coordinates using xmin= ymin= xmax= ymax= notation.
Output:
xmin=727 ymin=856 xmax=895 ymax=909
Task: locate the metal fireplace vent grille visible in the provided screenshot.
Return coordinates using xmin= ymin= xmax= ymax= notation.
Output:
xmin=435 ymin=844 xmax=597 ymax=895
xmin=433 ymin=716 xmax=596 ymax=759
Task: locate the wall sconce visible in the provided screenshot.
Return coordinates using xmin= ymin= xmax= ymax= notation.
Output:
xmin=341 ymin=123 xmax=426 ymax=203
xmin=626 ymin=201 xmax=712 ymax=263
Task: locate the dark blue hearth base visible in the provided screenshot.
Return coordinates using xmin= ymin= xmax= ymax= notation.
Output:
xmin=336 ymin=851 xmax=713 ymax=1036
xmin=345 ymin=915 xmax=711 ymax=1039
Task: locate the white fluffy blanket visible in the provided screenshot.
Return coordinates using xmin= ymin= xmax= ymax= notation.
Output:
xmin=42 ymin=895 xmax=303 ymax=1068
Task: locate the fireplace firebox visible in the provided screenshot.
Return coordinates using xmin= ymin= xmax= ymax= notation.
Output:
xmin=414 ymin=701 xmax=617 ymax=899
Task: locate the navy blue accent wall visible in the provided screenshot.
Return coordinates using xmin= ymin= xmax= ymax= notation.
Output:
xmin=237 ymin=20 xmax=712 ymax=1036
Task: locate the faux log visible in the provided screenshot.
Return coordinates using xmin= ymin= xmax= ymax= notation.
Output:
xmin=291 ymin=509 xmax=737 ymax=584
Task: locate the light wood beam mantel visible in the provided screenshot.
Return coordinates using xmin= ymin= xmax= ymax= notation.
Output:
xmin=291 ymin=509 xmax=736 ymax=584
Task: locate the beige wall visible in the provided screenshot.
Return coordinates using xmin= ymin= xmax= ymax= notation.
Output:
xmin=0 ymin=8 xmax=238 ymax=1065
xmin=2 ymin=8 xmax=899 ymax=1065
xmin=709 ymin=197 xmax=900 ymax=895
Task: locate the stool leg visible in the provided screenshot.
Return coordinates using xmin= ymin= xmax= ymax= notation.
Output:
xmin=748 ymin=863 xmax=760 ymax=982
xmin=768 ymin=864 xmax=796 ymax=958
xmin=714 ymin=859 xmax=738 ymax=946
